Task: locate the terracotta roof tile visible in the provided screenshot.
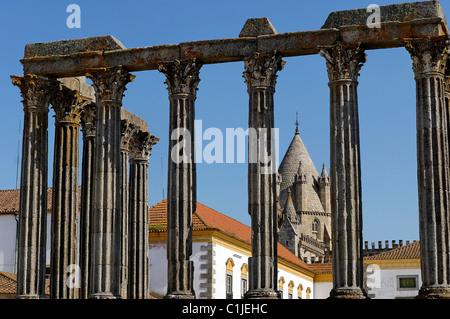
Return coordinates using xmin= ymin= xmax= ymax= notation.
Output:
xmin=308 ymin=263 xmax=333 ymax=274
xmin=0 ymin=272 xmax=17 ymax=294
xmin=0 ymin=271 xmax=50 ymax=296
xmin=149 ymin=199 xmax=312 ymax=273
xmin=365 ymin=241 xmax=420 ymax=260
xmin=0 ymin=187 xmax=83 ymax=215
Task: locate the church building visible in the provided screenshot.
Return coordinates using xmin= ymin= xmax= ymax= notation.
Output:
xmin=276 ymin=123 xmax=332 ymax=264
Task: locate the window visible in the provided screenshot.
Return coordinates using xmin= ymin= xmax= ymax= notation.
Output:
xmin=397 ymin=275 xmax=418 ymax=290
xmin=298 ymin=284 xmax=303 ymax=299
xmin=241 ymin=278 xmax=247 ymax=299
xmin=312 ymin=219 xmax=319 ymax=233
xmin=241 ymin=263 xmax=248 ymax=298
xmin=225 ymin=258 xmax=235 ymax=299
xmin=278 ymin=277 xmax=285 ymax=298
xmin=288 ymin=281 xmax=294 ymax=299
xmin=226 ymin=274 xmax=233 ymax=299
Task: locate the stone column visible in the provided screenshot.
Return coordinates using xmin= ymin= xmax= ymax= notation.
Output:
xmin=158 ymin=59 xmax=202 ymax=299
xmin=243 ymin=51 xmax=284 ymax=299
xmin=406 ymin=37 xmax=450 ymax=299
xmin=49 ymin=85 xmax=84 ymax=299
xmin=11 ymin=74 xmax=57 ymax=299
xmin=128 ymin=131 xmax=159 ymax=299
xmin=118 ymin=120 xmax=136 ymax=299
xmin=79 ymin=103 xmax=96 ymax=299
xmin=86 ymin=66 xmax=135 ymax=299
xmin=319 ymin=43 xmax=367 ymax=299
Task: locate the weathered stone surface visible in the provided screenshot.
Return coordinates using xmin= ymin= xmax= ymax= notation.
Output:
xmin=320 ymin=43 xmax=368 ymax=299
xmin=24 ymin=35 xmax=126 ymax=58
xmin=321 ymin=0 xmax=446 ymax=29
xmin=127 ymin=131 xmax=158 ymax=299
xmin=20 ymin=2 xmax=449 ymax=77
xmin=121 ymin=108 xmax=148 ymax=132
xmin=58 ymin=77 xmax=95 ymax=102
xmin=244 ymin=51 xmax=283 ymax=299
xmin=159 ymin=59 xmax=201 ymax=299
xmin=407 ymin=37 xmax=450 ymax=299
xmin=86 ymin=66 xmax=134 ymax=299
xmin=79 ymin=103 xmax=96 ymax=299
xmin=11 ymin=74 xmax=59 ymax=299
xmin=239 ymin=18 xmax=277 ymax=37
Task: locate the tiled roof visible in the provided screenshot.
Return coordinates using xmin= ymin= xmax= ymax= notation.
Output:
xmin=278 ymin=132 xmax=325 ymax=213
xmin=0 ymin=187 xmax=83 ymax=215
xmin=0 ymin=272 xmax=17 ymax=294
xmin=149 ymin=199 xmax=312 ymax=273
xmin=365 ymin=240 xmax=420 ymax=260
xmin=0 ymin=271 xmax=50 ymax=296
xmin=308 ymin=263 xmax=333 ymax=274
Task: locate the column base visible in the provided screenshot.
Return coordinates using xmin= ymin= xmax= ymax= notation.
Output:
xmin=328 ymin=287 xmax=368 ymax=299
xmin=245 ymin=289 xmax=279 ymax=299
xmin=164 ymin=291 xmax=196 ymax=299
xmin=16 ymin=294 xmax=46 ymax=299
xmin=417 ymin=286 xmax=450 ymax=299
xmin=89 ymin=292 xmax=122 ymax=299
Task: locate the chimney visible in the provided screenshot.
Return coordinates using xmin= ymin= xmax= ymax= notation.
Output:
xmin=385 ymin=240 xmax=389 ymax=249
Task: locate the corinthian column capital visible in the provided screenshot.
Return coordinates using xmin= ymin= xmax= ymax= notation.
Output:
xmin=80 ymin=103 xmax=96 ymax=138
xmin=243 ymin=51 xmax=285 ymax=90
xmin=405 ymin=37 xmax=449 ymax=75
xmin=158 ymin=59 xmax=203 ymax=96
xmin=86 ymin=66 xmax=135 ymax=105
xmin=11 ymin=74 xmax=58 ymax=109
xmin=51 ymin=86 xmax=86 ymax=124
xmin=120 ymin=120 xmax=137 ymax=152
xmin=319 ymin=43 xmax=366 ymax=82
xmin=129 ymin=131 xmax=159 ymax=161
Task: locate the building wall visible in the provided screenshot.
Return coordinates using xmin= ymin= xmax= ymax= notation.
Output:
xmin=365 ymin=266 xmax=421 ymax=299
xmin=313 ymin=281 xmax=333 ymax=299
xmin=0 ymin=215 xmax=18 ymax=273
xmin=148 ymin=235 xmax=315 ymax=299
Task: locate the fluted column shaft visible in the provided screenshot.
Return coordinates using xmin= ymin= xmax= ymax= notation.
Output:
xmin=11 ymin=74 xmax=56 ymax=299
xmin=319 ymin=43 xmax=367 ymax=299
xmin=406 ymin=37 xmax=450 ymax=299
xmin=49 ymin=87 xmax=84 ymax=299
xmin=243 ymin=51 xmax=284 ymax=299
xmin=119 ymin=121 xmax=135 ymax=299
xmin=79 ymin=103 xmax=96 ymax=299
xmin=158 ymin=59 xmax=202 ymax=299
xmin=86 ymin=66 xmax=135 ymax=299
xmin=128 ymin=132 xmax=158 ymax=299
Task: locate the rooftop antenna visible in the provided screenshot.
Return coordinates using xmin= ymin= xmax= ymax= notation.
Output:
xmin=16 ymin=119 xmax=21 ymax=189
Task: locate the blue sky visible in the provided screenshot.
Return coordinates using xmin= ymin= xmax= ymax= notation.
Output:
xmin=1 ymin=0 xmax=449 ymax=245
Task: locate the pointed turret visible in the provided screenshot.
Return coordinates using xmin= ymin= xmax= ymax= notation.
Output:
xmin=283 ymin=189 xmax=298 ymax=223
xmin=318 ymin=163 xmax=331 ymax=214
xmin=318 ymin=163 xmax=330 ymax=184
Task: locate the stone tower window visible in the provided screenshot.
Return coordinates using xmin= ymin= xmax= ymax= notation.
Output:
xmin=312 ymin=218 xmax=319 ymax=233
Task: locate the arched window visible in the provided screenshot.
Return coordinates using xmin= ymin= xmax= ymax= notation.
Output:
xmin=225 ymin=258 xmax=235 ymax=299
xmin=298 ymin=284 xmax=303 ymax=299
xmin=306 ymin=287 xmax=311 ymax=299
xmin=278 ymin=277 xmax=285 ymax=298
xmin=240 ymin=263 xmax=248 ymax=298
xmin=312 ymin=218 xmax=320 ymax=233
xmin=288 ymin=281 xmax=295 ymax=299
